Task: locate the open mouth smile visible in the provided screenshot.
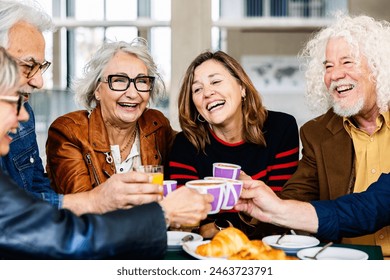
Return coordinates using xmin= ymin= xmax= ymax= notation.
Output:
xmin=336 ymin=84 xmax=355 ymax=94
xmin=207 ymin=100 xmax=225 ymax=111
xmin=118 ymin=102 xmax=137 ymax=108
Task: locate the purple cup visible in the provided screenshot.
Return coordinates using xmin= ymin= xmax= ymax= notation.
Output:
xmin=213 ymin=162 xmax=241 ymax=180
xmin=205 ymin=177 xmax=243 ymax=210
xmin=185 ymin=179 xmax=226 ymax=214
xmin=221 ymin=179 xmax=243 ymax=210
xmin=163 ymin=180 xmax=177 ymax=197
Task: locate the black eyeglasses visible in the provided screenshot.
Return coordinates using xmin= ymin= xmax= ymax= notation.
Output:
xmin=99 ymin=75 xmax=155 ymax=92
xmin=0 ymin=95 xmax=26 ymax=116
xmin=15 ymin=57 xmax=51 ymax=78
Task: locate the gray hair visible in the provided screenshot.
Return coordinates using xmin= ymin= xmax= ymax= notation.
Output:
xmin=0 ymin=0 xmax=54 ymax=47
xmin=74 ymin=37 xmax=166 ymax=110
xmin=300 ymin=14 xmax=390 ymax=113
xmin=0 ymin=46 xmax=19 ymax=94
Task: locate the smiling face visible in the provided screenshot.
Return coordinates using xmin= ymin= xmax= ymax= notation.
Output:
xmin=323 ymin=37 xmax=377 ymax=117
xmin=96 ymin=51 xmax=150 ymax=128
xmin=0 ymin=89 xmax=29 ymax=156
xmin=191 ymin=59 xmax=245 ymax=129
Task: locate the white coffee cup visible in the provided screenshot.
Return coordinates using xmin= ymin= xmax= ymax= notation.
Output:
xmin=213 ymin=162 xmax=241 ymax=180
xmin=205 ymin=176 xmax=243 ymax=210
xmin=185 ymin=179 xmax=226 ymax=214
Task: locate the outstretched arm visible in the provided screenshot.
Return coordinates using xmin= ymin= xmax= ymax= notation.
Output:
xmin=235 ymin=179 xmax=318 ymax=233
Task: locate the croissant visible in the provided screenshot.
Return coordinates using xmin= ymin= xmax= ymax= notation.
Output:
xmin=229 ymin=240 xmax=292 ymax=260
xmin=196 ymin=227 xmax=249 ymax=258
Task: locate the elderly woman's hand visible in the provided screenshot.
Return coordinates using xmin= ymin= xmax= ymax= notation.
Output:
xmin=86 ymin=171 xmax=164 ymax=214
xmin=159 ymin=187 xmax=213 ymax=228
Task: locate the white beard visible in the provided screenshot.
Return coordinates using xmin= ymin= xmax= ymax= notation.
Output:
xmin=332 ymin=95 xmax=365 ymax=117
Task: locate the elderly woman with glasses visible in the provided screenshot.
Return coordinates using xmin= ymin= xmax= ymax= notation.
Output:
xmin=0 ymin=45 xmax=211 ymax=259
xmin=46 ymin=38 xmax=176 ymax=201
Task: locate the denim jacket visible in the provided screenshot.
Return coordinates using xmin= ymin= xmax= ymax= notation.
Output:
xmin=0 ymin=103 xmax=63 ymax=209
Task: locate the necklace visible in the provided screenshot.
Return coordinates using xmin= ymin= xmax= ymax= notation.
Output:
xmin=120 ymin=126 xmax=137 ymax=154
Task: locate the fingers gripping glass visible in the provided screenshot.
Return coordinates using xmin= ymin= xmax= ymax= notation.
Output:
xmin=100 ymin=75 xmax=155 ymax=92
xmin=0 ymin=95 xmax=26 ymax=116
xmin=15 ymin=57 xmax=51 ymax=78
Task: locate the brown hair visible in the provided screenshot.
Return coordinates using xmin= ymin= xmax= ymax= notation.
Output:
xmin=178 ymin=51 xmax=268 ymax=153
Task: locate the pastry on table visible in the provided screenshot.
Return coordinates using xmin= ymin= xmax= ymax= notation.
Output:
xmin=195 ymin=227 xmax=249 ymax=258
xmin=196 ymin=227 xmax=297 ymax=260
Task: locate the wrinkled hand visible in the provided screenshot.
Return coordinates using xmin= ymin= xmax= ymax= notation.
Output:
xmin=90 ymin=171 xmax=163 ymax=214
xmin=234 ymin=179 xmax=283 ymax=224
xmin=159 ymin=187 xmax=213 ymax=227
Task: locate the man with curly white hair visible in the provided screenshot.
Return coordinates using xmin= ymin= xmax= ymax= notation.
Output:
xmin=280 ymin=14 xmax=390 ymax=258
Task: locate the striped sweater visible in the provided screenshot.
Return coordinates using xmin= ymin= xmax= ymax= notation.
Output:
xmin=167 ymin=110 xmax=299 ymax=192
xmin=167 ymin=111 xmax=299 ymax=238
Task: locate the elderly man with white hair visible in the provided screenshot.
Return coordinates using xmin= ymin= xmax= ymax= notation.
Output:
xmin=280 ymin=14 xmax=390 ymax=258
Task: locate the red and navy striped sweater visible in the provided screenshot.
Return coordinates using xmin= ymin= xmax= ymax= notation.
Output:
xmin=167 ymin=110 xmax=299 ymax=193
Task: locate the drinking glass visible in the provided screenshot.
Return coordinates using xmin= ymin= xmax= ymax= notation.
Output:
xmin=135 ymin=165 xmax=164 ymax=186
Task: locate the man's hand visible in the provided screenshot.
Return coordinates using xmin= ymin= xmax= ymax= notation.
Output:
xmin=159 ymin=187 xmax=213 ymax=228
xmin=234 ymin=179 xmax=282 ymax=224
xmin=235 ymin=180 xmax=318 ymax=233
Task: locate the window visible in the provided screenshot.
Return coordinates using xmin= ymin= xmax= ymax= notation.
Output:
xmin=32 ymin=0 xmax=171 ymax=160
xmin=218 ymin=0 xmax=347 ymax=19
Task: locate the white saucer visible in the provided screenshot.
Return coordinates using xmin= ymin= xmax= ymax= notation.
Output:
xmin=297 ymin=246 xmax=369 ymax=260
xmin=262 ymin=234 xmax=320 ymax=254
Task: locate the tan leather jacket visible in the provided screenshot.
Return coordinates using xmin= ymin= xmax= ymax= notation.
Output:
xmin=46 ymin=106 xmax=176 ymax=194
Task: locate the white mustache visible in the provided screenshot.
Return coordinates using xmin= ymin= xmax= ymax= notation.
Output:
xmin=329 ymin=79 xmax=356 ymax=92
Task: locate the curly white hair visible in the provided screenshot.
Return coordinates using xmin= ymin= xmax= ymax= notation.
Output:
xmin=300 ymin=14 xmax=390 ymax=114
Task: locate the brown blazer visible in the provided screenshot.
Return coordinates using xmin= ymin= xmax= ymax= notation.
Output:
xmin=281 ymin=109 xmax=390 ymax=257
xmin=280 ymin=109 xmax=355 ymax=201
xmin=46 ymin=106 xmax=176 ymax=194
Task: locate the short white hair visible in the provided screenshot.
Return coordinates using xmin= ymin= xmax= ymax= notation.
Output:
xmin=73 ymin=38 xmax=166 ymax=110
xmin=0 ymin=0 xmax=54 ymax=48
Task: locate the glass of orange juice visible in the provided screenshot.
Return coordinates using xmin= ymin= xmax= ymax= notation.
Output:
xmin=135 ymin=165 xmax=164 ymax=188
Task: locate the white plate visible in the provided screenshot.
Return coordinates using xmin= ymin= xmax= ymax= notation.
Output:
xmin=182 ymin=240 xmax=227 ymax=260
xmin=262 ymin=235 xmax=320 ymax=254
xmin=297 ymin=247 xmax=369 ymax=260
xmin=167 ymin=231 xmax=203 ymax=251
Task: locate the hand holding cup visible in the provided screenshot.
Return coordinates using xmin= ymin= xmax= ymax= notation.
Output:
xmin=185 ymin=179 xmax=226 ymax=214
xmin=134 ymin=165 xmax=164 ymax=196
